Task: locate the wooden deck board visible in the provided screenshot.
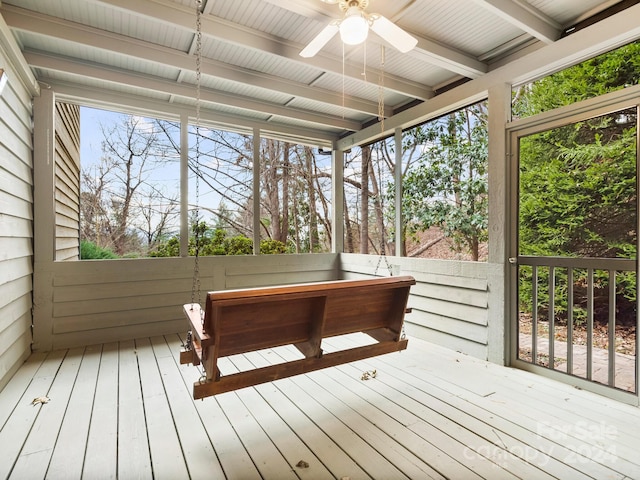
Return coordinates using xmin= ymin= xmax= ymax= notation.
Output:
xmin=0 ymin=349 xmax=67 ymax=479
xmin=11 ymin=347 xmax=85 ymax=480
xmin=150 ymin=336 xmax=227 ymax=479
xmin=378 ymin=339 xmax=639 ymax=479
xmin=82 ymin=342 xmax=118 ymax=479
xmin=166 ymin=335 xmax=262 ymax=480
xmin=1 ymin=334 xmax=639 ymax=479
xmin=137 ymin=337 xmax=190 ymax=480
xmin=118 ymin=339 xmax=153 ymax=479
xmin=46 ymin=344 xmax=102 ymax=480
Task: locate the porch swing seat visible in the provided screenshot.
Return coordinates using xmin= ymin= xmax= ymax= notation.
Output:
xmin=180 ymin=275 xmax=415 ymax=399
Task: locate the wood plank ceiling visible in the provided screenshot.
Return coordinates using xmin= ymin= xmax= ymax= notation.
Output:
xmin=0 ymin=0 xmax=631 ymax=146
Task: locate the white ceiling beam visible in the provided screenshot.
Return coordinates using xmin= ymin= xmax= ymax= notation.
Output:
xmin=25 ymin=50 xmax=363 ymax=131
xmin=338 ymin=2 xmax=640 ymax=149
xmin=2 ymin=5 xmax=390 ymax=117
xmin=45 ymin=79 xmax=337 ymax=148
xmin=262 ymin=0 xmax=487 ymax=78
xmin=472 ymin=0 xmax=561 ymax=44
xmin=90 ymin=0 xmax=432 ymax=99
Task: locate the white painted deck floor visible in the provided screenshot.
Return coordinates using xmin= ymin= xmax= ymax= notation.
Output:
xmin=1 ymin=334 xmax=640 ymax=480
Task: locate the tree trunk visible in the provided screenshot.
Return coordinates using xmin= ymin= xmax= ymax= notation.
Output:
xmin=360 ymin=146 xmax=370 ymax=254
xmin=368 ymin=158 xmax=386 ymax=255
xmin=305 ymin=146 xmax=319 ymax=251
xmin=280 ymin=143 xmax=290 ymax=244
xmin=344 ymin=195 xmax=353 ymax=253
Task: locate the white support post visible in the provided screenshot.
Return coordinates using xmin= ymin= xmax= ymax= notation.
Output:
xmin=32 ymin=87 xmax=56 ymax=351
xmin=487 ymin=83 xmax=512 ymax=365
xmin=394 ymin=128 xmax=403 ymax=257
xmin=252 ymin=128 xmax=261 ymax=254
xmin=331 ymin=146 xmax=344 ymax=253
xmin=180 ymin=113 xmax=189 ymax=257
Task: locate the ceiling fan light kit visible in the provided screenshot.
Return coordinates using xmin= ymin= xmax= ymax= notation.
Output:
xmin=300 ymin=0 xmax=417 ymax=57
xmin=340 ymin=6 xmax=369 ymax=45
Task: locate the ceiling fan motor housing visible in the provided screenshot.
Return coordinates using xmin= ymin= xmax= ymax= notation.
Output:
xmin=339 ymin=0 xmax=369 ymax=11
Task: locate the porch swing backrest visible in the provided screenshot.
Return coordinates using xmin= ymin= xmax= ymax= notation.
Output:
xmin=180 ymin=275 xmax=415 ymax=399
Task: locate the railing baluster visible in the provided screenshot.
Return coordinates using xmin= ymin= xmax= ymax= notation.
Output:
xmin=567 ymin=268 xmax=574 ymax=375
xmin=549 ymin=266 xmax=555 ymax=368
xmin=516 ymin=256 xmax=635 ymax=392
xmin=608 ymin=270 xmax=616 ymax=386
xmin=532 ymin=265 xmax=538 ymax=364
xmin=587 ymin=268 xmax=594 ymax=381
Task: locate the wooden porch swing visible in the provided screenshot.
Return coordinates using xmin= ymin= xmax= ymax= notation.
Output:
xmin=180 ymin=276 xmax=415 ymax=399
xmin=179 ymin=0 xmax=414 ymax=400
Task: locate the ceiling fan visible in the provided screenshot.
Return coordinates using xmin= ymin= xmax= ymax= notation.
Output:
xmin=299 ymin=0 xmax=418 ymax=58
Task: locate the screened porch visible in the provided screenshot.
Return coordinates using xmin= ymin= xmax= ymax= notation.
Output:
xmin=2 ymin=1 xmax=640 ymax=478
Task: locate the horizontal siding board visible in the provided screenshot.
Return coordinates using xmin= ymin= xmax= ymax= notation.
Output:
xmin=54 ymin=277 xmax=200 ymax=302
xmin=0 ymin=191 xmax=32 ymax=219
xmin=51 ymin=319 xmax=185 ymax=350
xmin=406 ymin=323 xmax=488 ymax=359
xmin=0 ymin=77 xmax=33 ymax=130
xmin=55 ymin=226 xmax=79 ymax=241
xmin=340 ymin=254 xmax=489 ymax=279
xmin=55 ymin=216 xmax=79 ymax=231
xmin=0 ymin=257 xmax=32 ymax=285
xmin=0 ymin=129 xmax=32 ymax=172
xmin=411 ymin=281 xmax=488 ymax=308
xmin=0 ymin=215 xmax=32 ymax=238
xmin=0 ymin=237 xmax=32 ymax=261
xmin=53 ymin=291 xmax=188 ymax=317
xmin=51 ymin=257 xmax=215 ymax=285
xmin=0 ymin=95 xmax=32 ymax=145
xmin=55 ymin=193 xmax=79 ymax=217
xmin=0 ymin=167 xmax=32 ymax=201
xmin=54 ymin=305 xmax=184 ymax=334
xmin=409 ymin=271 xmax=488 ymax=291
xmin=0 ymin=109 xmax=33 ymax=159
xmin=410 ymin=294 xmax=488 ymax=325
xmin=0 ymin=311 xmax=31 ymax=355
xmin=0 ymin=293 xmax=31 ymax=334
xmin=408 ymin=311 xmax=488 ymax=344
xmin=0 ymin=329 xmax=31 ymax=389
xmin=0 ymin=142 xmax=32 ymax=179
xmin=56 ymin=248 xmax=78 ymax=262
xmin=55 ymin=159 xmax=79 ymax=191
xmin=2 ymin=275 xmax=35 ymax=307
xmin=55 ymin=173 xmax=79 ymax=199
xmin=224 ymin=254 xmax=339 ymax=277
xmin=225 ymin=269 xmax=336 ymax=289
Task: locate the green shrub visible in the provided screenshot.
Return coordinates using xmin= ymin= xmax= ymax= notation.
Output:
xmin=80 ymin=240 xmax=118 ymax=259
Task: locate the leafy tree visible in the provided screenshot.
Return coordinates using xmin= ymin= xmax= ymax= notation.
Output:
xmin=514 ymin=41 xmax=640 ymax=118
xmin=400 ymin=103 xmax=489 ymax=260
xmin=150 ymin=221 xmax=286 ymax=257
xmin=80 ymin=240 xmax=118 ymax=259
xmin=516 ymin=41 xmax=639 ymax=324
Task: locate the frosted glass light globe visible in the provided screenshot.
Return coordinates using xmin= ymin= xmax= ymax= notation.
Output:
xmin=340 ymin=8 xmax=369 ymax=45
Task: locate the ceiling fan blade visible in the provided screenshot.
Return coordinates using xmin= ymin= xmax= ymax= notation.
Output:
xmin=369 ymin=14 xmax=418 ymax=53
xmin=299 ymin=22 xmax=340 ymax=58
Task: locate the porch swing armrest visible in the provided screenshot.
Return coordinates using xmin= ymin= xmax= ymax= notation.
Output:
xmin=180 ymin=303 xmax=213 ymax=367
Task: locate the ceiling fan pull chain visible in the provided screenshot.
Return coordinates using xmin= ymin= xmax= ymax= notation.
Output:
xmin=342 ymin=41 xmax=346 ymax=118
xmin=362 ymin=40 xmax=367 ymax=83
xmin=378 ymin=45 xmax=385 ymax=132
